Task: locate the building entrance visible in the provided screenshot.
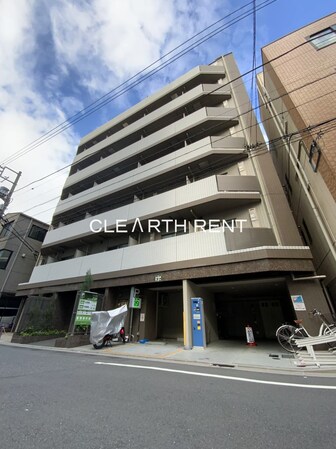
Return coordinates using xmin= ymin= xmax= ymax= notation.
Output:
xmin=206 ymin=278 xmax=296 ymax=341
xmin=157 ymin=290 xmax=183 ymax=340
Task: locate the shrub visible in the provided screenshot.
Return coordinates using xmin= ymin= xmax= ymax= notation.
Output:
xmin=19 ymin=327 xmax=66 ymax=337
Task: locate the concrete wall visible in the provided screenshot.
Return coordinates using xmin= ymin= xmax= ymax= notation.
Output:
xmin=225 ymin=228 xmax=277 ymax=251
xmin=157 ymin=290 xmax=183 ymax=339
xmin=15 ymin=295 xmax=70 ymax=333
xmin=286 ymin=276 xmax=331 ymax=335
xmin=141 ymin=290 xmax=157 ymax=341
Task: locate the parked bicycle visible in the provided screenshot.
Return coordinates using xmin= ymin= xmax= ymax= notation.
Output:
xmin=93 ymin=332 xmax=134 ymax=349
xmin=276 ymin=309 xmax=336 ymax=352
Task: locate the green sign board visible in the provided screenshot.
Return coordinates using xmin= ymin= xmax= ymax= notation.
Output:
xmin=75 ymin=291 xmax=98 ymax=325
xmin=132 ymin=297 xmax=141 ymax=309
xmin=129 ymin=287 xmax=141 ymax=309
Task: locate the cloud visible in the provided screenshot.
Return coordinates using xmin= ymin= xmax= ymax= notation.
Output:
xmin=0 ymin=0 xmax=79 ymax=224
xmin=1 ymin=0 xmax=256 ymax=225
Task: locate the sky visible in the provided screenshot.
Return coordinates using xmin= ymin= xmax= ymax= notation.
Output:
xmin=0 ymin=0 xmax=335 ymax=225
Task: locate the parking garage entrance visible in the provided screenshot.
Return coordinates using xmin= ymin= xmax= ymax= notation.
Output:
xmin=118 ymin=278 xmax=299 ymax=345
xmin=203 ymin=278 xmax=297 ymax=342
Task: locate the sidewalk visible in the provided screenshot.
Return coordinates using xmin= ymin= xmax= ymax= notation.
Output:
xmin=1 ymin=332 xmax=335 ymax=375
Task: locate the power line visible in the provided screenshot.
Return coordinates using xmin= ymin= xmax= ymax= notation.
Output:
xmin=11 ymin=33 xmax=336 ymax=224
xmin=0 ymin=217 xmax=38 ymax=257
xmin=32 ymin=121 xmax=336 ymax=241
xmin=21 ymin=78 xmax=336 ymax=224
xmin=45 ymin=72 xmax=336 ymax=215
xmin=23 ymin=85 xmax=336 ymax=225
xmin=14 ymin=29 xmax=333 ymax=196
xmin=1 ymin=0 xmax=276 ymax=166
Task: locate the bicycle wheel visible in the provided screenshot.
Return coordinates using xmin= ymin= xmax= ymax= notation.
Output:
xmin=276 ymin=325 xmax=305 ymax=353
xmin=321 ymin=323 xmax=336 ymax=335
xmin=93 ymin=338 xmax=106 ymax=349
xmin=321 ymin=324 xmax=336 ymax=349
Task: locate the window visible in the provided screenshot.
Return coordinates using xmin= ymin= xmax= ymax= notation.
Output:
xmin=302 ymin=219 xmax=313 ymax=245
xmin=284 ymin=174 xmax=292 ymax=194
xmin=0 ymin=221 xmax=14 ymax=238
xmin=309 ymin=140 xmax=321 ymax=172
xmin=0 ymin=249 xmax=12 ymax=269
xmin=308 ymin=26 xmax=336 ymax=50
xmin=28 ymin=225 xmax=47 ymax=242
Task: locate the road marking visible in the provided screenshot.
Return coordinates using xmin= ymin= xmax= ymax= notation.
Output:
xmin=94 ymin=361 xmax=336 ymax=390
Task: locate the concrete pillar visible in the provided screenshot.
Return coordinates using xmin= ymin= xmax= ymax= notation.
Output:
xmin=128 ymin=235 xmax=138 ymax=246
xmin=183 ymin=279 xmax=219 ymax=349
xmin=102 ymin=287 xmax=116 ymax=310
xmin=182 ymin=280 xmax=193 ymax=349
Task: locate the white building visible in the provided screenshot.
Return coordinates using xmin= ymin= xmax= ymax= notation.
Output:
xmin=17 ymin=54 xmax=327 ymax=344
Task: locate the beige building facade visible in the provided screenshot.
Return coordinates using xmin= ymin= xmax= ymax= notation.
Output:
xmin=257 ymin=13 xmax=336 ymax=309
xmin=17 ymin=53 xmax=329 ymax=344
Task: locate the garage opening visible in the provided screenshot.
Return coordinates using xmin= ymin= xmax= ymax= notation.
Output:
xmin=214 ymin=279 xmax=295 ymax=340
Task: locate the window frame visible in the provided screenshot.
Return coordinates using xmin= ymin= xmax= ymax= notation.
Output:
xmin=28 ymin=224 xmax=47 ymax=242
xmin=0 ymin=221 xmax=14 ymax=239
xmin=307 ymin=25 xmax=336 ymax=50
xmin=0 ymin=249 xmax=13 ymax=270
xmin=308 ymin=140 xmax=321 ymax=173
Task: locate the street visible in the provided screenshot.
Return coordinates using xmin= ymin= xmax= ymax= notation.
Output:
xmin=0 ymin=345 xmax=335 ymax=449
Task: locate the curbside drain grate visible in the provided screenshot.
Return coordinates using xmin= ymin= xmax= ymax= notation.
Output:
xmin=212 ymin=363 xmax=235 ymax=368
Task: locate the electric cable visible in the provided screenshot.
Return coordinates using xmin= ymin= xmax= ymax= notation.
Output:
xmin=14 ymin=29 xmax=334 ymax=196
xmin=1 ymin=0 xmax=276 ymax=166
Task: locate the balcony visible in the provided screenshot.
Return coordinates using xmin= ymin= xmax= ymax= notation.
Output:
xmin=78 ymin=65 xmax=227 ymax=150
xmin=28 ymin=231 xmax=226 ymax=285
xmin=67 ymin=102 xmax=237 ymax=191
xmin=45 ymin=175 xmax=261 ymax=249
xmin=61 ymin=135 xmax=247 ymax=201
xmin=24 ymin=231 xmax=311 ymax=288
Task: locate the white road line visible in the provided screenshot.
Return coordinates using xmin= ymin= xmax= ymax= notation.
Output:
xmin=94 ymin=361 xmax=336 ymax=390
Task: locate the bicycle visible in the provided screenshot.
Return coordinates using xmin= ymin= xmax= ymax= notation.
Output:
xmin=276 ymin=309 xmax=336 ymax=353
xmin=93 ymin=332 xmax=134 ymax=349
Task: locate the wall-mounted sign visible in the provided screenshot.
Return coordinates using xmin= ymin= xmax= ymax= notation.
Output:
xmin=75 ymin=291 xmax=98 ymax=325
xmin=155 ymin=275 xmax=162 ymax=282
xmin=140 ymin=313 xmax=145 ymax=322
xmin=291 ymin=295 xmax=306 ymax=311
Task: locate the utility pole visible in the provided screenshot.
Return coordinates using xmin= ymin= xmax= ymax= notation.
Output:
xmin=0 ymin=165 xmax=22 ymax=218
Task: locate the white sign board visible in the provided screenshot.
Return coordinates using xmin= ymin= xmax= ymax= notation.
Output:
xmin=140 ymin=313 xmax=145 ymax=322
xmin=291 ymin=295 xmax=306 ymax=311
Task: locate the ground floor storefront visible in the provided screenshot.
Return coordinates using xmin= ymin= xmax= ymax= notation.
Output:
xmin=14 ymin=271 xmax=333 ymax=350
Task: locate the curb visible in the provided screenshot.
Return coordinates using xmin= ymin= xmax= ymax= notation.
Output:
xmin=1 ymin=339 xmax=336 ymax=377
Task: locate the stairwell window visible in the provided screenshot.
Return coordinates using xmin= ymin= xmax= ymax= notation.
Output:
xmin=0 ymin=249 xmax=12 ymax=269
xmin=0 ymin=221 xmax=14 ymax=238
xmin=309 ymin=140 xmax=321 ymax=172
xmin=308 ymin=26 xmax=336 ymax=50
xmin=28 ymin=225 xmax=47 ymax=242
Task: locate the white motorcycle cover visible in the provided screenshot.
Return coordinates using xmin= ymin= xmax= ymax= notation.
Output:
xmin=90 ymin=305 xmax=128 ymax=345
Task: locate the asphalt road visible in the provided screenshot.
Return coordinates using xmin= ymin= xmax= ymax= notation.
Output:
xmin=0 ymin=345 xmax=335 ymax=449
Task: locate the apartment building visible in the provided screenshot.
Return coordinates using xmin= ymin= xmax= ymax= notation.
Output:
xmin=257 ymin=13 xmax=336 ymax=310
xmin=17 ymin=53 xmax=328 ymax=345
xmin=0 ymin=213 xmax=48 ymax=328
